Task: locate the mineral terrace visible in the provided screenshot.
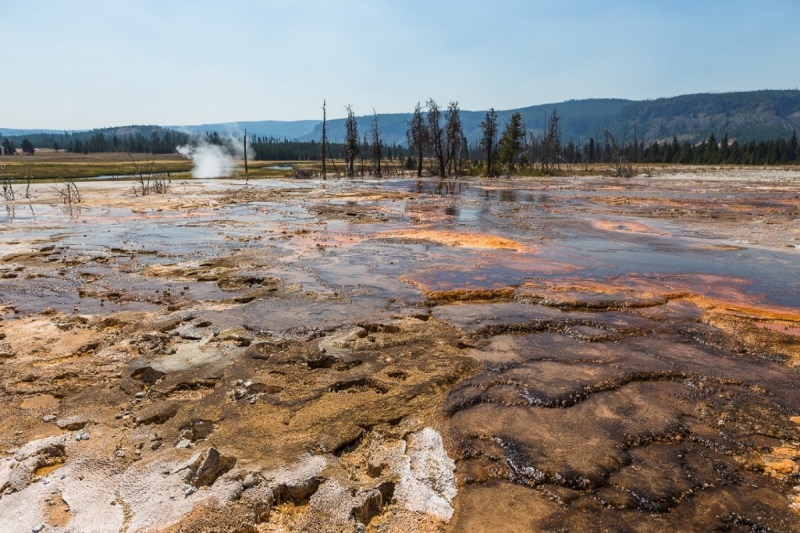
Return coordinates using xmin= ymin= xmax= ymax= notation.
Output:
xmin=1 ymin=169 xmax=799 ymax=532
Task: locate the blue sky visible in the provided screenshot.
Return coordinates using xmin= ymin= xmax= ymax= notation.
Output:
xmin=2 ymin=0 xmax=799 ymax=129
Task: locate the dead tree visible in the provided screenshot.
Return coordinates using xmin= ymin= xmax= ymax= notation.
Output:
xmin=604 ymin=130 xmax=634 ymax=177
xmin=320 ymin=101 xmax=327 ymax=179
xmin=445 ymin=101 xmax=463 ymax=177
xmin=128 ymin=152 xmax=151 ymax=196
xmin=51 ymin=180 xmax=81 ymax=204
xmin=406 ymin=102 xmax=428 ymax=177
xmin=128 ymin=152 xmax=170 ymax=195
xmin=24 ymin=164 xmax=32 ymax=199
xmin=343 ymin=105 xmax=360 ymax=177
xmin=244 ymin=128 xmax=249 ymax=184
xmin=370 ymin=110 xmax=382 ymax=177
xmin=360 ymin=133 xmax=369 ymax=176
xmin=325 ymin=137 xmax=341 ymax=178
xmin=0 ymin=165 xmax=13 ymax=201
xmin=541 ymin=109 xmax=562 ymax=174
xmin=426 ymin=99 xmax=446 ymax=177
xmin=1 ymin=179 xmax=13 ymax=201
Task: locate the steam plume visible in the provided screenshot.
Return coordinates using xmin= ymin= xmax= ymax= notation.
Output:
xmin=176 ymin=134 xmax=253 ymax=179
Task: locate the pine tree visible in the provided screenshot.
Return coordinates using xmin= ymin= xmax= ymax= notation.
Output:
xmin=480 ymin=108 xmax=499 ymax=177
xmin=498 ymin=112 xmax=525 ymax=172
xmin=789 ymin=131 xmax=798 ymax=162
xmin=2 ymin=138 xmax=15 ymax=155
xmin=370 ymin=110 xmax=382 ymax=176
xmin=20 ymin=139 xmax=35 ymax=155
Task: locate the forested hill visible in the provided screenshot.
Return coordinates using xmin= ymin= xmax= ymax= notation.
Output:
xmin=3 ymin=90 xmax=800 ymax=150
xmin=306 ymin=90 xmax=800 ymax=145
xmin=302 ymin=99 xmax=633 ymax=146
xmin=1 ymin=126 xmax=190 ymax=154
xmin=607 ymin=91 xmax=800 ymax=144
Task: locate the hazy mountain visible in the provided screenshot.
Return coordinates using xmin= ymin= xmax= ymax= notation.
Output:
xmin=171 ymin=120 xmax=320 ymax=140
xmin=0 ymin=128 xmax=69 ymax=136
xmin=302 ymin=99 xmax=633 ymax=145
xmin=306 ymin=91 xmax=800 ymax=146
xmin=606 ymin=90 xmax=800 ymax=143
xmin=3 ymin=91 xmax=799 ymax=147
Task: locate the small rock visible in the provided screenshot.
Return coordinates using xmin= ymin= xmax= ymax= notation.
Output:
xmin=135 ymin=403 xmax=178 ymax=426
xmin=183 ymin=485 xmax=197 ymax=497
xmin=33 ymin=526 xmax=45 ymax=533
xmin=134 ymin=392 xmax=144 ymax=399
xmin=42 ymin=415 xmax=56 ymax=423
xmin=57 ymin=415 xmax=89 ymax=431
xmin=115 ymin=450 xmax=126 ymax=458
xmin=175 ymin=439 xmax=191 ymax=449
xmin=75 ymin=431 xmax=89 ymax=441
xmin=184 ymin=447 xmax=237 ymax=487
xmin=242 ymin=473 xmax=259 ymax=489
xmin=42 ymin=479 xmax=50 ymax=485
xmin=243 ymin=381 xmax=254 ymax=389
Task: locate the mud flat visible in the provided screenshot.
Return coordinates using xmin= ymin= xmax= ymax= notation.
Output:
xmin=1 ymin=169 xmax=799 ymax=532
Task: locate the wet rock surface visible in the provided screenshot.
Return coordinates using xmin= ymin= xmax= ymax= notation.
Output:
xmin=0 ymin=171 xmax=799 ymax=531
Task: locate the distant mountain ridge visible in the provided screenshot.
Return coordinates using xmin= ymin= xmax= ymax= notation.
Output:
xmin=169 ymin=120 xmax=320 ymax=140
xmin=3 ymin=90 xmax=799 ymax=147
xmin=307 ymin=91 xmax=800 ymax=146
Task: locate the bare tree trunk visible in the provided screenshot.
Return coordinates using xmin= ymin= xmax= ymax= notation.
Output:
xmin=244 ymin=129 xmax=249 ymax=184
xmin=325 ymin=139 xmax=340 ymax=178
xmin=321 ymin=101 xmax=327 ymax=179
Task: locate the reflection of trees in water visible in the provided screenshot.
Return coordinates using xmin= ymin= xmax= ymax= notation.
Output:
xmin=412 ymin=179 xmax=465 ymax=196
xmin=62 ymin=204 xmax=82 ymax=218
xmin=2 ymin=204 xmax=39 ymax=223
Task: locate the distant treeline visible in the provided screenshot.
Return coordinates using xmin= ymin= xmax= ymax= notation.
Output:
xmin=483 ymin=130 xmax=800 ymax=169
xmin=1 ymin=114 xmax=797 ymax=172
xmin=603 ymin=132 xmax=799 ymax=166
xmin=249 ymin=135 xmax=408 ymax=162
xmin=459 ymin=107 xmax=800 ymax=176
xmin=0 ymin=128 xmax=190 ymax=155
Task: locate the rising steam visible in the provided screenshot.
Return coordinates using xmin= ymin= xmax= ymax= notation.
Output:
xmin=176 ymin=134 xmax=253 ymax=179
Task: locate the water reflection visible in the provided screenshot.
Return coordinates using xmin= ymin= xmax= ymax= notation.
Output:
xmin=410 ymin=179 xmax=466 ymax=196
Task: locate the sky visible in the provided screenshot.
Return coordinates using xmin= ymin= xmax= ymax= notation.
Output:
xmin=2 ymin=0 xmax=799 ymax=130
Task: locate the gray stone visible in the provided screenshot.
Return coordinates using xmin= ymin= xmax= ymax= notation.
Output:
xmin=135 ymin=403 xmax=178 ymax=426
xmin=242 ymin=473 xmax=260 ymax=489
xmin=56 ymin=415 xmax=88 ymax=431
xmin=184 ymin=447 xmax=236 ymax=487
